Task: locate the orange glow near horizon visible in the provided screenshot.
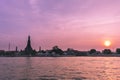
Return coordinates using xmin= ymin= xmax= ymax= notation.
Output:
xmin=104 ymin=40 xmax=111 ymax=47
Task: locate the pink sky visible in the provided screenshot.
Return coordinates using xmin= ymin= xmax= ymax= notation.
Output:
xmin=0 ymin=0 xmax=120 ymax=51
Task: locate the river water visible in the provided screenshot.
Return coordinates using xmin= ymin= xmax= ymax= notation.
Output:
xmin=0 ymin=57 xmax=120 ymax=80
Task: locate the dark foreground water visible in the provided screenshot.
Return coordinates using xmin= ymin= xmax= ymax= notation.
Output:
xmin=0 ymin=57 xmax=120 ymax=80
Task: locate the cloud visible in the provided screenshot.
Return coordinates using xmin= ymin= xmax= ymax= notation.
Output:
xmin=29 ymin=0 xmax=40 ymax=15
xmin=1 ymin=0 xmax=120 ymax=50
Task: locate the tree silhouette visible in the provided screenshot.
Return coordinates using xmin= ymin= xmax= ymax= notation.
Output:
xmin=116 ymin=48 xmax=120 ymax=54
xmin=89 ymin=49 xmax=96 ymax=54
xmin=103 ymin=49 xmax=111 ymax=54
xmin=52 ymin=46 xmax=64 ymax=55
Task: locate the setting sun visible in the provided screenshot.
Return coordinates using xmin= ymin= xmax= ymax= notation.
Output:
xmin=104 ymin=40 xmax=111 ymax=47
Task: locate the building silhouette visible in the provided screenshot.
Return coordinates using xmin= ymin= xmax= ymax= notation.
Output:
xmin=16 ymin=46 xmax=18 ymax=52
xmin=24 ymin=36 xmax=33 ymax=55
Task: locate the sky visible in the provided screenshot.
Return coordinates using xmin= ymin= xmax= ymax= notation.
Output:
xmin=0 ymin=0 xmax=120 ymax=51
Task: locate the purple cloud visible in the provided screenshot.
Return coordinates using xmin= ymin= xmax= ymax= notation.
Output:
xmin=0 ymin=0 xmax=120 ymax=50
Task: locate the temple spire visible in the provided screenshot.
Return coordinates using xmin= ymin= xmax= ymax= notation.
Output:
xmin=39 ymin=46 xmax=41 ymax=52
xmin=24 ymin=35 xmax=33 ymax=55
xmin=8 ymin=43 xmax=10 ymax=51
xmin=27 ymin=35 xmax=31 ymax=48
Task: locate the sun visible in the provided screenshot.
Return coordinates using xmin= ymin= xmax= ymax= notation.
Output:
xmin=104 ymin=40 xmax=111 ymax=47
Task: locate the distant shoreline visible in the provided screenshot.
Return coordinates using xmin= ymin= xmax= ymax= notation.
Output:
xmin=0 ymin=55 xmax=120 ymax=57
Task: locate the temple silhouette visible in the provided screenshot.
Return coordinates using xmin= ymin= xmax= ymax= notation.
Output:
xmin=24 ymin=35 xmax=34 ymax=56
xmin=1 ymin=35 xmax=120 ymax=57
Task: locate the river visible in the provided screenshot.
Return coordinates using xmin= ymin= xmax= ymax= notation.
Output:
xmin=0 ymin=57 xmax=120 ymax=80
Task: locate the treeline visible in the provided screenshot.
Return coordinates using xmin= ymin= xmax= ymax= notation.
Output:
xmin=0 ymin=46 xmax=120 ymax=57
